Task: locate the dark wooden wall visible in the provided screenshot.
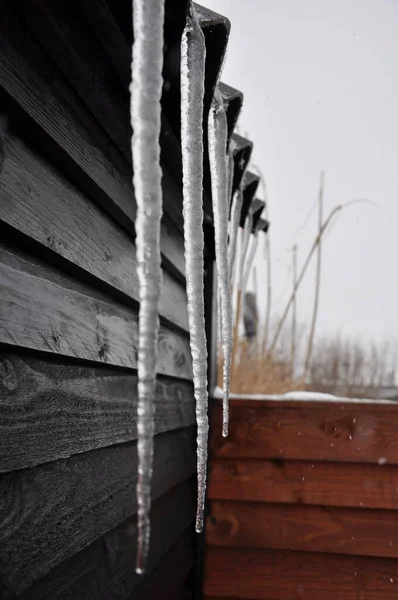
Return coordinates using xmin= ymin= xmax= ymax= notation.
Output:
xmin=0 ymin=0 xmax=201 ymax=598
xmin=204 ymin=397 xmax=398 ymax=599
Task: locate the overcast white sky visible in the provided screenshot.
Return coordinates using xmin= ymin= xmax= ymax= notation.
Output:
xmin=207 ymin=0 xmax=398 ymax=347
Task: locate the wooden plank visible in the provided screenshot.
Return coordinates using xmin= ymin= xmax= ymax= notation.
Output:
xmin=207 ymin=501 xmax=398 ymax=559
xmin=79 ymin=0 xmax=188 ymax=200
xmin=0 ymin=245 xmax=192 ymax=378
xmin=22 ymin=0 xmax=131 ymax=160
xmin=208 ymin=458 xmax=398 ymax=510
xmin=172 ymin=584 xmax=193 ymax=600
xmin=16 ymin=479 xmax=195 ymax=600
xmin=130 ymin=530 xmax=194 ymax=600
xmin=0 ymin=428 xmax=196 ymax=597
xmin=0 ymin=6 xmax=185 ymax=277
xmin=0 ymin=126 xmax=188 ymax=331
xmin=80 ymin=0 xmax=131 ymax=85
xmin=17 ymin=0 xmax=187 ymax=237
xmin=211 ymin=402 xmax=398 ymax=464
xmin=0 ymin=352 xmax=195 ymax=472
xmin=204 ymin=547 xmax=398 ymax=599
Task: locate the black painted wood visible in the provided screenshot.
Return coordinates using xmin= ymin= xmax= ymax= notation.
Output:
xmin=0 ymin=1 xmax=203 ymax=599
xmin=0 ymin=244 xmax=193 ymax=378
xmin=0 ymin=352 xmax=195 ymax=472
xmin=0 ymin=429 xmax=196 ymax=597
xmin=0 ymin=126 xmax=188 ymax=331
xmin=0 ymin=4 xmax=186 ymax=277
xmin=129 ymin=529 xmax=194 ymax=600
xmin=15 ymin=479 xmax=196 ymax=600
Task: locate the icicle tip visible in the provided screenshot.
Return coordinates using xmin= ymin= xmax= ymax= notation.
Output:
xmin=195 ymin=522 xmax=204 ymax=534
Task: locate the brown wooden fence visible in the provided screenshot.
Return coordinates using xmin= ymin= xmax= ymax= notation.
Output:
xmin=204 ymin=396 xmax=398 ymax=599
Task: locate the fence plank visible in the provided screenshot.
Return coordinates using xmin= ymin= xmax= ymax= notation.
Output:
xmin=0 ymin=128 xmax=188 ymax=331
xmin=204 ymin=547 xmax=398 ymax=600
xmin=0 ymin=245 xmax=192 ymax=378
xmin=0 ymin=6 xmax=185 ymax=277
xmin=207 ymin=501 xmax=398 ymax=559
xmin=0 ymin=428 xmax=196 ymax=597
xmin=0 ymin=352 xmax=195 ymax=472
xmin=211 ymin=402 xmax=398 ymax=464
xmin=208 ymin=458 xmax=398 ymax=510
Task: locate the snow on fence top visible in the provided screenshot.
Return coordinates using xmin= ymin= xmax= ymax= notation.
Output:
xmin=213 ymin=386 xmax=398 ymax=405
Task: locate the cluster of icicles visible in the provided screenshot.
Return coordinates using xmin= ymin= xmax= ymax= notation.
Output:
xmin=131 ymin=1 xmax=256 ymax=573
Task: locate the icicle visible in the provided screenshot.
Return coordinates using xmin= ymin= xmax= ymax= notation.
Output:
xmin=130 ymin=0 xmax=165 ymax=575
xmin=241 ymin=230 xmax=259 ymax=295
xmin=208 ymin=88 xmax=232 ymax=438
xmin=180 ymin=8 xmax=209 ymax=534
xmin=218 ymin=147 xmax=232 ymax=353
xmin=228 ymin=188 xmax=243 ymax=282
xmin=227 ymin=146 xmax=235 ymax=210
xmin=217 ymin=287 xmax=222 ymax=353
xmin=239 ymin=212 xmax=254 ymax=290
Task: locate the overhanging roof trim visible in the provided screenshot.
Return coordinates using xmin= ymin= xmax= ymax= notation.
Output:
xmin=239 ymin=170 xmax=260 ymax=227
xmin=251 ymin=198 xmax=265 ymax=232
xmin=194 ymin=3 xmax=230 ymax=108
xmin=219 ymin=82 xmax=243 ymax=147
xmin=258 ymin=217 xmax=270 ymax=233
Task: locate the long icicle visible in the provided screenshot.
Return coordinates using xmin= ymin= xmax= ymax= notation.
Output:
xmin=228 ymin=188 xmax=243 ymax=282
xmin=241 ymin=230 xmax=259 ymax=295
xmin=130 ymin=0 xmax=165 ymax=575
xmin=180 ymin=8 xmax=209 ymax=534
xmin=208 ymin=88 xmax=232 ymax=438
xmin=239 ymin=212 xmax=254 ymax=290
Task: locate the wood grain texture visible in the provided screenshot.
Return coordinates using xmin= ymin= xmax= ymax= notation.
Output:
xmin=204 ymin=547 xmax=398 ymax=599
xmin=0 ymin=428 xmax=196 ymax=597
xmin=0 ymin=127 xmax=188 ymax=331
xmin=129 ymin=530 xmax=194 ymax=600
xmin=80 ymin=0 xmax=131 ymax=85
xmin=207 ymin=501 xmax=398 ymax=559
xmin=16 ymin=479 xmax=195 ymax=600
xmin=208 ymin=458 xmax=398 ymax=510
xmin=0 ymin=5 xmax=185 ymax=277
xmin=0 ymin=352 xmax=195 ymax=472
xmin=0 ymin=245 xmax=192 ymax=377
xmin=22 ymin=0 xmax=131 ymax=160
xmin=78 ymin=0 xmax=188 ymax=225
xmin=211 ymin=401 xmax=398 ymax=464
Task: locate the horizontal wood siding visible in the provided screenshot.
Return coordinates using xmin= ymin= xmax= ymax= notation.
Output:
xmin=0 ymin=126 xmax=188 ymax=330
xmin=0 ymin=0 xmax=199 ymax=598
xmin=0 ymin=352 xmax=195 ymax=472
xmin=0 ymin=245 xmax=192 ymax=376
xmin=205 ymin=399 xmax=398 ymax=599
xmin=16 ymin=480 xmax=196 ymax=600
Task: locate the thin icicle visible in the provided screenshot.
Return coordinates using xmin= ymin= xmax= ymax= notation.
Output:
xmin=241 ymin=230 xmax=259 ymax=295
xmin=228 ymin=188 xmax=243 ymax=282
xmin=219 ymin=149 xmax=233 ymax=352
xmin=180 ymin=8 xmax=209 ymax=534
xmin=130 ymin=0 xmax=165 ymax=575
xmin=239 ymin=212 xmax=254 ymax=290
xmin=208 ymin=88 xmax=232 ymax=438
xmin=227 ymin=146 xmax=235 ymax=210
